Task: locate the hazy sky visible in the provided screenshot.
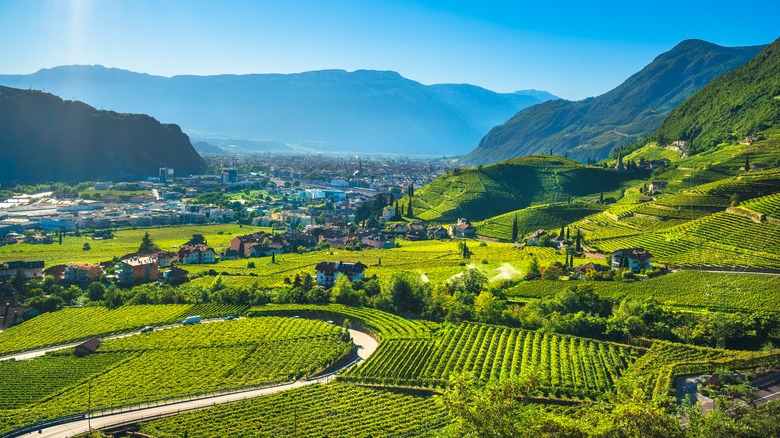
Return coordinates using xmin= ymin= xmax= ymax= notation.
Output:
xmin=1 ymin=0 xmax=777 ymax=100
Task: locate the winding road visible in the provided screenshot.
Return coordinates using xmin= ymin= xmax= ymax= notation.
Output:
xmin=8 ymin=326 xmax=378 ymax=438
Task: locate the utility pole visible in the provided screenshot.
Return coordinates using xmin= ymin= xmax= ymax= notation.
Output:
xmin=88 ymin=379 xmax=92 ymax=431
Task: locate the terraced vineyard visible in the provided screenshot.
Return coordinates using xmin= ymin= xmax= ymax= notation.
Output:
xmin=475 ymin=202 xmax=605 ymax=241
xmin=0 ymin=317 xmax=353 ymax=434
xmin=249 ymin=304 xmax=438 ymax=340
xmin=740 ymin=192 xmax=780 ymax=218
xmin=342 ymin=322 xmax=641 ymax=400
xmin=0 ymin=304 xmax=250 ymax=356
xmin=506 ymin=270 xmax=780 ymax=313
xmin=585 ymin=211 xmax=780 ymax=270
xmin=139 ymin=383 xmax=451 ymax=437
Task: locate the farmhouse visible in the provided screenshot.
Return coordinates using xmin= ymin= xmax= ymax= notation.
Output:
xmin=315 ymin=261 xmax=367 ymax=288
xmin=551 ymin=235 xmax=572 ymax=250
xmin=610 ymin=247 xmax=653 ymax=272
xmin=427 ymin=226 xmax=449 ymax=239
xmin=527 ymin=230 xmax=547 ymax=246
xmin=648 ymin=181 xmax=667 ymax=193
xmin=449 ymin=219 xmax=476 ymax=239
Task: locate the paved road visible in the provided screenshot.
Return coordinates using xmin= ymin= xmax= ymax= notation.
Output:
xmin=680 ymin=372 xmax=780 ymax=418
xmin=14 ymin=327 xmax=378 ymax=438
xmin=0 ymin=317 xmax=229 ymax=362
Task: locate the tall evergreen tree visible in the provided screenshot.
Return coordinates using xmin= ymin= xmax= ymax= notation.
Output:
xmin=394 ymin=201 xmax=399 ymax=217
xmin=511 ymin=214 xmax=518 ymax=242
xmin=745 ymin=154 xmax=751 ymax=172
xmin=575 ymin=229 xmax=582 ymax=252
xmin=600 ymin=191 xmax=604 ymax=203
xmin=408 ymin=183 xmax=414 ymax=199
xmin=407 ymin=201 xmax=413 ymax=218
xmin=559 ymin=225 xmax=565 ymax=237
xmin=138 ymin=231 xmax=160 ymax=253
xmin=566 ymin=228 xmax=570 ymax=240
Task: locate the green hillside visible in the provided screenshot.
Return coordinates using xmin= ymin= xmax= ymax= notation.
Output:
xmin=462 ymin=40 xmax=765 ymax=165
xmin=0 ymin=85 xmax=205 ymax=184
xmin=406 ymin=156 xmax=637 ymax=224
xmin=642 ymin=37 xmax=780 ymax=154
xmin=476 ymin=202 xmax=606 ymax=241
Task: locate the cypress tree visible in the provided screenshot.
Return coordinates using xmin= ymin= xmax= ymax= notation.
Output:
xmin=408 ymin=183 xmax=414 ymax=199
xmin=745 ymin=154 xmax=751 ymax=172
xmin=511 ymin=214 xmax=518 ymax=242
xmin=576 ymin=229 xmax=582 ymax=252
xmin=566 ymin=228 xmax=570 ymax=240
xmin=600 ymin=191 xmax=604 ymax=204
xmin=407 ymin=201 xmax=413 ymax=218
xmin=394 ymin=201 xmax=399 ymax=217
xmin=271 ymin=252 xmax=276 ymax=264
xmin=559 ymin=225 xmax=565 ymax=238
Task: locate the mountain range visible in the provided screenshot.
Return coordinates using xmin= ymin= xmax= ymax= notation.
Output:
xmin=461 ymin=40 xmax=765 ymax=165
xmin=644 ymin=37 xmax=780 ymax=154
xmin=0 ymin=67 xmax=556 ymax=156
xmin=0 ymin=86 xmax=204 ymax=185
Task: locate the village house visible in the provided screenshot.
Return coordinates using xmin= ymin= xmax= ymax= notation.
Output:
xmin=177 ymin=245 xmax=217 ymax=264
xmin=221 ymin=249 xmax=241 ymax=260
xmin=162 ymin=266 xmax=189 ymax=285
xmin=118 ymin=256 xmax=159 ymax=284
xmin=427 ymin=226 xmax=449 ymax=240
xmin=573 ymin=262 xmax=610 ymax=276
xmin=361 ymin=233 xmax=395 ymax=249
xmin=64 ymin=262 xmax=103 ymax=284
xmin=150 ymin=251 xmax=176 ymax=268
xmin=380 ymin=205 xmax=396 ymax=222
xmin=449 ymin=218 xmax=477 ymax=239
xmin=611 ymin=247 xmax=653 ymax=272
xmin=551 ymin=235 xmax=572 ymax=250
xmin=315 ymin=261 xmax=367 ymax=288
xmin=648 ymin=181 xmax=667 ymax=194
xmin=0 ymin=283 xmax=28 ymax=330
xmin=0 ymin=261 xmax=45 ymax=283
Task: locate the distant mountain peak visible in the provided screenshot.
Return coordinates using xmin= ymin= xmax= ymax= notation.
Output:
xmin=461 ymin=39 xmax=766 ymax=165
xmin=0 ymin=66 xmax=556 ymax=156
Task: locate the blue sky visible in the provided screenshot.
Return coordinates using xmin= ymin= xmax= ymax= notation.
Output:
xmin=1 ymin=0 xmax=777 ymax=100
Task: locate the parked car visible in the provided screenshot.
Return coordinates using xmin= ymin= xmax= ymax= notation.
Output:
xmin=224 ymin=315 xmax=237 ymax=321
xmin=140 ymin=326 xmax=154 ymax=333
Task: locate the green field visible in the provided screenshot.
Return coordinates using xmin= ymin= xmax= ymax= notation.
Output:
xmin=139 ymin=383 xmax=450 ymax=438
xmin=0 ymin=224 xmax=269 ymax=266
xmin=187 ymin=239 xmax=575 ymax=290
xmin=0 ymin=317 xmax=353 ymax=434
